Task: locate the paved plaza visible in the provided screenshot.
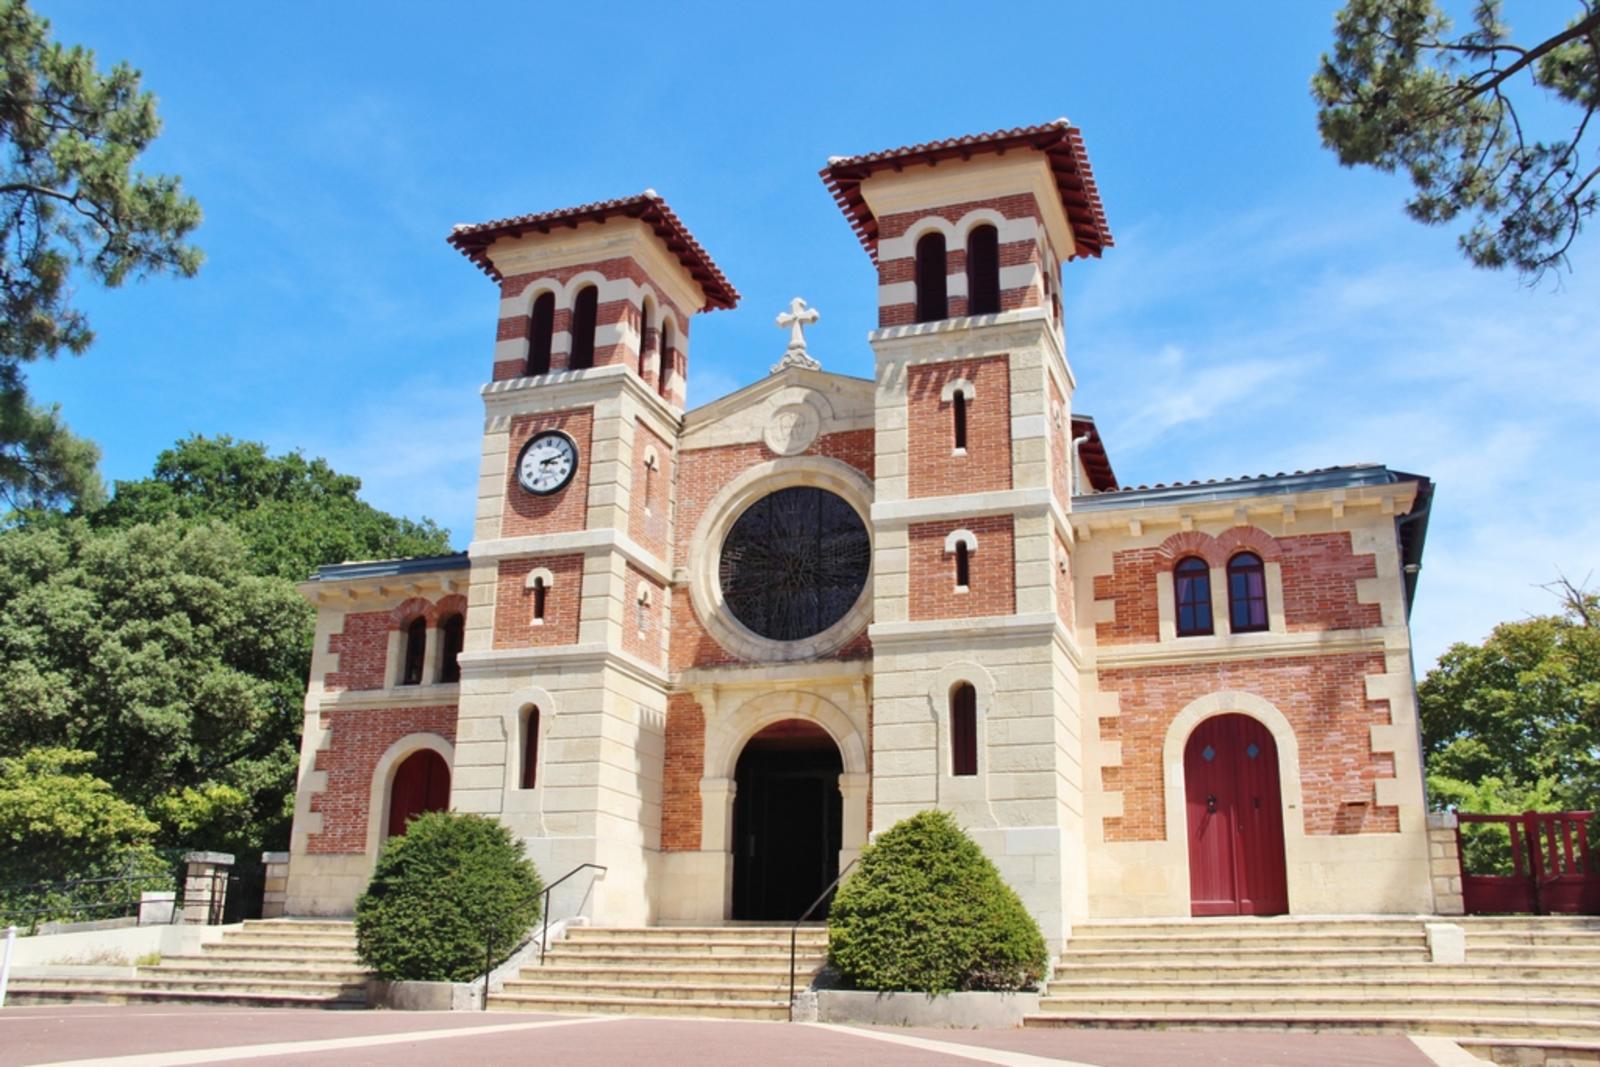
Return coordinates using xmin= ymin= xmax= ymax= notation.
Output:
xmin=0 ymin=1005 xmax=1478 ymax=1067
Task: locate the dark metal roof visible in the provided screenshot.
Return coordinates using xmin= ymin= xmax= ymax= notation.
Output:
xmin=820 ymin=119 xmax=1113 ymax=264
xmin=446 ymin=191 xmax=739 ymax=312
xmin=309 ymin=552 xmax=470 ymax=583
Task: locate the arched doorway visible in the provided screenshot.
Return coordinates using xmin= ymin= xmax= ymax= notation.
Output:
xmin=1185 ymin=713 xmax=1288 ymax=916
xmin=732 ymin=720 xmax=842 ymax=921
xmin=387 ymin=749 xmax=450 ymax=838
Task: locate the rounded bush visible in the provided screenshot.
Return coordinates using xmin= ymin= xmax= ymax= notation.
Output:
xmin=827 ymin=809 xmax=1047 ymax=993
xmin=355 ymin=811 xmax=542 ymax=982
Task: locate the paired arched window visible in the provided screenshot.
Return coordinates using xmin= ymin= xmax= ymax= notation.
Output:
xmin=915 ymin=232 xmax=948 ymax=323
xmin=520 ymin=705 xmax=541 ymax=790
xmin=1228 ymin=552 xmax=1268 ymax=633
xmin=657 ymin=318 xmax=674 ymax=398
xmin=437 ymin=613 xmax=464 ymax=684
xmin=950 ymin=683 xmax=978 ymax=777
xmin=400 ymin=617 xmax=427 ymax=685
xmin=527 ymin=292 xmax=555 ymax=376
xmin=1174 ymin=557 xmax=1214 ymax=637
xmin=569 ymin=285 xmax=598 ymax=370
xmin=966 ymin=224 xmax=1000 ymax=315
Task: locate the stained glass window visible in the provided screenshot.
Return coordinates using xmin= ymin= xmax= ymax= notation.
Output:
xmin=719 ymin=487 xmax=870 ymax=641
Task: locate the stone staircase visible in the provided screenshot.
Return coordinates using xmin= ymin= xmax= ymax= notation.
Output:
xmin=1026 ymin=915 xmax=1600 ymax=1049
xmin=489 ymin=924 xmax=828 ymax=1019
xmin=6 ymin=919 xmax=370 ymax=1008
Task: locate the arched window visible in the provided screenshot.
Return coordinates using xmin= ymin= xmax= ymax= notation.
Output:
xmin=1227 ymin=552 xmax=1268 ymax=633
xmin=437 ymin=613 xmax=464 ymax=684
xmin=527 ymin=291 xmax=555 ymax=376
xmin=569 ymin=285 xmax=598 ymax=370
xmin=657 ymin=318 xmax=673 ymax=398
xmin=915 ymin=232 xmax=948 ymax=323
xmin=950 ymin=683 xmax=977 ymax=777
xmin=953 ymin=391 xmax=968 ymax=450
xmin=531 ymin=575 xmax=548 ymax=623
xmin=520 ymin=706 xmax=540 ymax=789
xmin=966 ymin=224 xmax=1000 ymax=315
xmin=1174 ymin=557 xmax=1214 ymax=637
xmin=400 ymin=617 xmax=426 ymax=685
xmin=955 ymin=541 xmax=970 ymax=589
xmin=639 ymin=296 xmax=655 ymax=377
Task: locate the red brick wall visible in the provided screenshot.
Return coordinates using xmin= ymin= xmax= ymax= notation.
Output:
xmin=1097 ymin=652 xmax=1397 ymax=842
xmin=325 ymin=611 xmax=390 ymax=692
xmin=493 ymin=554 xmax=585 ymax=649
xmin=623 ymin=565 xmax=667 ymax=666
xmin=1281 ymin=532 xmax=1382 ymax=632
xmin=908 ymin=516 xmax=1016 ymax=620
xmin=1093 ymin=547 xmax=1163 ymax=644
xmin=501 ymin=409 xmax=593 ymax=538
xmin=1055 ymin=531 xmax=1074 ymax=629
xmin=876 ymin=195 xmax=1050 ymax=328
xmin=660 ymin=693 xmax=704 ymax=851
xmin=306 ymin=704 xmax=458 ymax=854
xmin=907 ymin=355 xmax=1012 ymax=499
xmin=630 ymin=421 xmax=673 ymax=562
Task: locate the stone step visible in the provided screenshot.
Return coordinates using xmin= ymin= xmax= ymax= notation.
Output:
xmin=1045 ymin=977 xmax=1600 ymax=1000
xmin=487 ymin=992 xmax=787 ymax=1020
xmin=499 ymin=979 xmax=789 ymax=1002
xmin=18 ymin=975 xmax=366 ymax=998
xmin=1034 ymin=993 xmax=1600 ymax=1021
xmin=556 ymin=935 xmax=822 ymax=954
xmin=538 ymin=949 xmax=826 ymax=970
xmin=215 ymin=932 xmax=360 ymax=949
xmin=522 ymin=964 xmax=807 ymax=987
xmin=1024 ymin=1012 xmax=1600 ymax=1041
xmin=142 ymin=960 xmax=371 ymax=982
xmin=200 ymin=942 xmax=361 ymax=960
xmin=241 ymin=919 xmax=356 ymax=933
xmin=1051 ymin=961 xmax=1600 ymax=983
xmin=1070 ymin=919 xmax=1428 ymax=937
xmin=2 ymin=983 xmax=365 ymax=1010
xmin=1067 ymin=931 xmax=1428 ymax=950
xmin=1452 ymin=943 xmax=1600 ymax=962
xmin=571 ymin=925 xmax=823 ymax=938
xmin=1058 ymin=946 xmax=1432 ymax=965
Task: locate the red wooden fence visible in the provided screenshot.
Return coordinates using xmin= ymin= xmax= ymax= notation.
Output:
xmin=1456 ymin=811 xmax=1600 ymax=915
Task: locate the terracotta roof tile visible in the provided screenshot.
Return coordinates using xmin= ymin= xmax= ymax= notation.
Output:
xmin=446 ymin=191 xmax=739 ymax=311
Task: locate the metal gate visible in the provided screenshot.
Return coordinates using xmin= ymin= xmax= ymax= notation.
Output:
xmin=1458 ymin=811 xmax=1600 ymax=915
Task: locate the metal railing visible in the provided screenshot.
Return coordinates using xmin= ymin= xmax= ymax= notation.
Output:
xmin=0 ymin=869 xmax=179 ymax=935
xmin=787 ymin=858 xmax=855 ymax=1022
xmin=479 ymin=862 xmax=607 ymax=1010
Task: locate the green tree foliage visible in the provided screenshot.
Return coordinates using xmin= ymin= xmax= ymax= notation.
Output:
xmin=827 ymin=810 xmax=1047 ymax=994
xmin=95 ymin=435 xmax=451 ymax=580
xmin=1421 ymin=577 xmax=1600 ymax=813
xmin=0 ymin=518 xmax=309 ymax=852
xmin=1 ymin=0 xmax=202 ymax=510
xmin=1313 ymin=1 xmax=1600 ymax=278
xmin=355 ymin=812 xmax=543 ymax=982
xmin=0 ymin=747 xmax=170 ymax=929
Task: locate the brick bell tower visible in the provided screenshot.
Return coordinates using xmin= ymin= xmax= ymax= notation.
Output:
xmin=821 ymin=120 xmax=1112 ymax=946
xmin=446 ymin=193 xmax=738 ymax=921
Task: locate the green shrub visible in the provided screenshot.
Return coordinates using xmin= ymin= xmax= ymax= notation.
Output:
xmin=355 ymin=811 xmax=542 ymax=982
xmin=827 ymin=809 xmax=1047 ymax=993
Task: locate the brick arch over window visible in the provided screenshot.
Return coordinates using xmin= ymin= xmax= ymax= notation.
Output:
xmin=1217 ymin=526 xmax=1283 ymax=563
xmin=388 ymin=597 xmax=439 ymax=629
xmin=1153 ymin=528 xmax=1283 ymax=569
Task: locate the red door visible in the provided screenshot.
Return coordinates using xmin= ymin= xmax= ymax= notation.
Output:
xmin=1185 ymin=714 xmax=1288 ymax=916
xmin=387 ymin=749 xmax=450 ymax=838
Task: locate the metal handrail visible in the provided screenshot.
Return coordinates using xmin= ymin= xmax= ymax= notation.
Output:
xmin=787 ymin=858 xmax=856 ymax=1022
xmin=479 ymin=862 xmax=607 ymax=1010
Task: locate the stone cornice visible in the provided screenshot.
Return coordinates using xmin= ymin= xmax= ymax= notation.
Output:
xmin=456 ymin=643 xmax=669 ymax=688
xmin=468 ymin=528 xmax=671 ymax=584
xmin=312 ymin=684 xmax=462 ymax=712
xmin=1091 ymin=627 xmax=1397 ymax=670
xmin=871 ymin=486 xmax=1053 ymax=528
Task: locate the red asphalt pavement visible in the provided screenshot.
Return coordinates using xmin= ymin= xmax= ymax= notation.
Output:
xmin=0 ymin=1005 xmax=1443 ymax=1067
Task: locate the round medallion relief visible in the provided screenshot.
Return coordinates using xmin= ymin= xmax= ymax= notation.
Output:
xmin=717 ymin=486 xmax=870 ymax=642
xmin=763 ymin=403 xmax=820 ymax=456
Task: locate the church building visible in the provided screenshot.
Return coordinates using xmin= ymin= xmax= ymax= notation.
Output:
xmin=281 ymin=120 xmax=1437 ymax=946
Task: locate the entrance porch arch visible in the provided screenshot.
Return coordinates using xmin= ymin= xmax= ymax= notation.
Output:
xmin=364 ymin=732 xmax=454 ymax=857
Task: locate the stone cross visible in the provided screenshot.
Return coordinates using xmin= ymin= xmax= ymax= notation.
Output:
xmin=772 ymin=297 xmax=822 ymax=373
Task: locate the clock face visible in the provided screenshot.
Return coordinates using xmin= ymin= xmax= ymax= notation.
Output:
xmin=517 ymin=431 xmax=579 ymax=495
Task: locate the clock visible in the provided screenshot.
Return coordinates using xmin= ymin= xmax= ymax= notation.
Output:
xmin=516 ymin=431 xmax=579 ymax=495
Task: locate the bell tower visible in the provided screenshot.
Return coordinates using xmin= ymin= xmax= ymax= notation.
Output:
xmin=822 ymin=120 xmax=1112 ymax=947
xmin=446 ymin=193 xmax=737 ymax=921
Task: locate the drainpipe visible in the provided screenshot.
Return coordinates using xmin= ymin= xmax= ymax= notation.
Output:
xmin=1069 ymin=433 xmax=1092 ymax=496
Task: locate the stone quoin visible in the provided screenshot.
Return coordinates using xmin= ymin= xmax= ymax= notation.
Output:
xmin=281 ymin=120 xmax=1436 ymax=943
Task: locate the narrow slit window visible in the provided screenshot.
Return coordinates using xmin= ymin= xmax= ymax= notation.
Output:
xmin=639 ymin=297 xmax=655 ymax=376
xmin=570 ymin=285 xmax=598 ymax=369
xmin=955 ymin=541 xmax=971 ymax=588
xmin=527 ymin=292 xmax=555 ymax=376
xmin=915 ymin=232 xmax=948 ymax=323
xmin=950 ymin=683 xmax=978 ymax=777
xmin=1174 ymin=557 xmax=1214 ymax=637
xmin=521 ymin=706 xmax=540 ymax=789
xmin=657 ymin=319 xmax=673 ymax=398
xmin=437 ymin=613 xmax=464 ymax=684
xmin=966 ymin=224 xmax=1000 ymax=315
xmin=401 ymin=617 xmax=426 ymax=686
xmin=532 ymin=576 xmax=548 ymax=622
xmin=953 ymin=391 xmax=968 ymax=450
xmin=1228 ymin=552 xmax=1269 ymax=633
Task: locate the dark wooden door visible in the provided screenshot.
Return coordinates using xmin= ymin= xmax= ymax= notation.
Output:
xmin=1185 ymin=714 xmax=1288 ymax=916
xmin=387 ymin=749 xmax=450 ymax=838
xmin=733 ymin=739 xmax=842 ymax=921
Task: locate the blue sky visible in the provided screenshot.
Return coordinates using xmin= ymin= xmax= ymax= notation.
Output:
xmin=25 ymin=2 xmax=1600 ymax=667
